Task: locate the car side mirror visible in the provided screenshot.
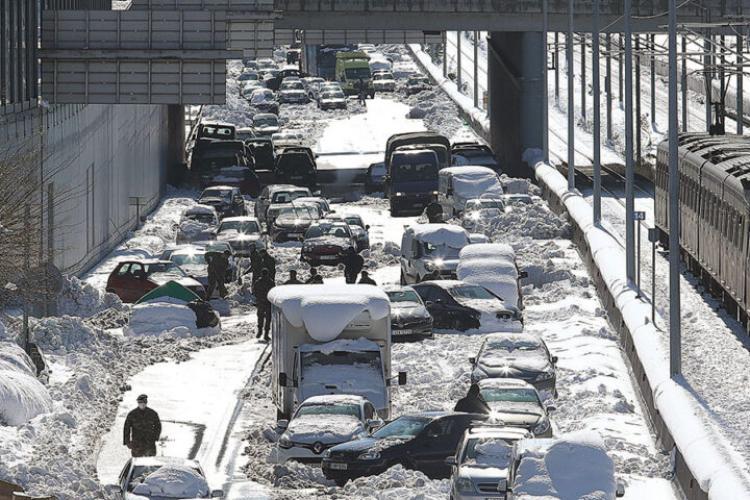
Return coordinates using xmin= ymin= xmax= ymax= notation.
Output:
xmin=366 ymin=419 xmax=382 ymax=431
xmin=518 ymin=270 xmax=528 ymax=279
xmin=444 ymin=456 xmax=457 ymax=466
xmin=425 ymin=301 xmax=433 ymax=307
xmin=552 ymin=356 xmax=558 ymax=364
xmin=616 ymin=483 xmax=625 ymax=497
xmin=277 ymin=419 xmax=289 ymax=430
xmin=211 ymin=490 xmax=224 ymax=498
xmin=435 ymin=298 xmax=443 ymax=304
xmin=279 ymin=372 xmax=288 ymax=387
xmin=398 ymin=371 xmax=407 ymax=385
xmin=469 ymin=357 xmax=476 ymax=364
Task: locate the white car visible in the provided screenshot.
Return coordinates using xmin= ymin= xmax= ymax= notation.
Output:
xmin=461 ymin=198 xmax=506 ymax=229
xmin=372 ymin=71 xmax=396 ymax=92
xmin=278 ymin=80 xmax=309 ymax=104
xmin=175 ymin=205 xmax=219 ymax=244
xmin=271 ymin=395 xmax=383 ymax=464
xmin=215 ymin=216 xmax=266 ymax=256
xmin=251 ymin=113 xmax=280 ymax=137
xmin=109 ymin=456 xmax=223 ymax=499
xmin=447 ymin=426 xmax=531 ymax=500
xmin=318 ymin=89 xmax=348 ymax=111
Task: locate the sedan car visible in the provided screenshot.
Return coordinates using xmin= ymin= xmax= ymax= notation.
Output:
xmin=270 ymin=204 xmax=320 ymax=243
xmin=384 ymin=285 xmax=433 ymax=341
xmin=106 ymin=260 xmax=205 ymax=303
xmin=447 ymin=426 xmax=531 ymax=500
xmin=271 ymin=395 xmax=383 ymax=464
xmin=301 ymin=221 xmax=356 ymax=266
xmin=215 ymin=216 xmax=265 ymax=256
xmin=197 ymin=185 xmax=245 ymax=218
xmin=412 ymin=280 xmax=520 ymax=331
xmin=372 ymin=71 xmax=396 ymax=92
xmin=340 ymin=214 xmax=370 ymax=252
xmin=278 ymin=80 xmax=309 ymax=104
xmin=318 ymin=89 xmax=348 ymax=110
xmin=109 ymin=456 xmax=223 ymax=499
xmin=461 ymin=198 xmax=506 ymax=230
xmin=406 ymin=75 xmax=431 ymax=95
xmin=247 ymin=88 xmax=279 ymax=115
xmin=476 ymin=379 xmax=554 ymax=437
xmin=469 ymin=333 xmax=558 ymax=398
xmin=251 ymin=113 xmax=280 ymax=137
xmin=451 ymin=142 xmax=501 ymax=172
xmin=255 ymin=184 xmax=313 ymax=224
xmin=175 ymin=205 xmax=219 ymax=244
xmin=322 ymin=411 xmax=487 ymax=485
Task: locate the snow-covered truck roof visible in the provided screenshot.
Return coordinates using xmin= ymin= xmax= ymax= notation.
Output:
xmin=457 ymin=257 xmax=519 ymax=306
xmin=268 ymin=284 xmax=390 ymax=342
xmin=405 ymin=223 xmax=470 ymax=248
xmin=459 ymin=243 xmax=515 ymax=262
xmin=440 ymin=166 xmax=504 ymax=199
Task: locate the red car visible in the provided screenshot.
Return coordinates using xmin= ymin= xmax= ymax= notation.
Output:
xmin=301 ymin=221 xmax=356 ymax=266
xmin=105 ymin=259 xmax=206 ymax=303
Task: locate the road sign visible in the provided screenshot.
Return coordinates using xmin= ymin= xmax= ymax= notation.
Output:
xmin=633 ymin=211 xmax=646 ymax=221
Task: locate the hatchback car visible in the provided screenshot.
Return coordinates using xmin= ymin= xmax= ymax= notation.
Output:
xmin=461 ymin=198 xmax=506 ymax=230
xmin=301 ymin=221 xmax=356 ymax=266
xmin=197 ymin=185 xmax=245 ymax=218
xmin=271 ymin=395 xmax=383 ymax=464
xmin=278 ymin=80 xmax=309 ymax=104
xmin=470 ymin=333 xmax=558 ymax=398
xmin=105 ymin=260 xmax=205 ymax=302
xmin=383 ymin=285 xmax=433 ymax=341
xmin=270 ymin=204 xmax=320 ymax=243
xmin=322 ymin=411 xmax=487 ymax=485
xmin=215 ymin=216 xmax=265 ymax=256
xmin=251 ymin=113 xmax=280 ymax=137
xmin=412 ymin=280 xmax=519 ymax=331
xmin=476 ymin=379 xmax=554 ymax=437
xmin=110 ymin=456 xmax=223 ymax=499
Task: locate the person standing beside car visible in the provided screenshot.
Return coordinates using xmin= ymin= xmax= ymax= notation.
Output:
xmin=454 ymin=384 xmax=490 ymax=414
xmin=343 ymin=247 xmax=364 ymax=284
xmin=253 ymin=268 xmax=275 ymax=341
xmin=205 ymin=249 xmax=230 ymax=299
xmin=123 ymin=394 xmax=162 ymax=457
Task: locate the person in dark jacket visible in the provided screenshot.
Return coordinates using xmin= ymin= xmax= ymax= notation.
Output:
xmin=358 ymin=270 xmax=377 ymax=285
xmin=342 ymin=247 xmax=365 ymax=284
xmin=253 ymin=268 xmax=275 ymax=341
xmin=205 ymin=250 xmax=230 ymax=299
xmin=305 ymin=267 xmax=323 ymax=284
xmin=284 ymin=270 xmax=302 ymax=285
xmin=356 ymin=78 xmax=367 ymax=106
xmin=262 ymin=250 xmax=277 ymax=281
xmin=425 ymin=201 xmax=444 ymax=223
xmin=454 ymin=384 xmax=490 ymax=414
xmin=123 ymin=394 xmax=162 ymax=457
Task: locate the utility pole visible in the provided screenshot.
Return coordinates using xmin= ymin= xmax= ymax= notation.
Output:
xmin=682 ymin=35 xmax=688 ymax=131
xmin=668 ymin=0 xmax=681 ymax=378
xmin=650 ymin=34 xmax=656 ymax=126
xmin=443 ymin=31 xmax=448 ymax=78
xmin=625 ymin=0 xmax=636 ymax=283
xmin=581 ymin=33 xmax=587 ymax=120
xmin=555 ymin=32 xmax=560 ymax=102
xmin=635 ymin=35 xmax=642 ymax=167
xmin=457 ymin=32 xmax=463 ymax=90
xmin=473 ymin=31 xmax=479 ymax=108
xmin=619 ymin=35 xmax=624 ymax=105
xmin=606 ymin=33 xmax=613 ymax=143
xmin=542 ymin=0 xmax=549 ymax=163
xmin=592 ymin=0 xmax=601 ymax=224
xmin=567 ymin=0 xmax=575 ymax=190
xmin=704 ymin=34 xmax=712 ymax=131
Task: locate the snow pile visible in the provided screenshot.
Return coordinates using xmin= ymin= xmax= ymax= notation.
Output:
xmin=131 ymin=466 xmax=209 ymax=498
xmin=408 ymin=223 xmax=470 ymax=248
xmin=126 ymin=302 xmax=197 ymax=337
xmin=0 ymin=342 xmax=52 ymax=426
xmin=269 ymin=285 xmax=390 ymax=342
xmin=285 ymin=414 xmax=365 ymax=444
xmin=57 ymin=275 xmax=124 ymax=318
xmin=31 ymin=316 xmax=101 ymax=355
xmin=478 ymin=201 xmax=570 ymax=241
xmin=339 ymin=464 xmax=450 ymax=499
xmin=457 ymin=257 xmax=519 ymax=307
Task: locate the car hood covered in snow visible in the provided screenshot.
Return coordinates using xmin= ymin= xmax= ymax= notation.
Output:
xmin=486 ymin=402 xmax=544 ymax=426
xmin=390 ymin=302 xmax=431 ymax=322
xmin=304 ymin=235 xmax=351 ymax=249
xmin=475 ymin=351 xmax=552 ymax=378
xmin=129 ymin=465 xmax=210 ymax=499
xmin=216 ymin=230 xmax=262 ymax=243
xmin=285 ymin=414 xmax=366 ymax=445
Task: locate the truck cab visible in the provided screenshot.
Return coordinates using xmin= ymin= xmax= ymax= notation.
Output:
xmin=269 ymin=284 xmax=406 ymax=420
xmin=335 ymin=51 xmax=374 ymax=97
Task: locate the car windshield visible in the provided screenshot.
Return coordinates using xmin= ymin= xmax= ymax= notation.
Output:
xmin=254 ymin=116 xmax=278 ymax=127
xmin=372 ymin=416 xmax=430 ymax=439
xmin=281 ymin=82 xmax=304 ymax=90
xmin=184 ymin=213 xmax=215 ymax=224
xmin=344 ymin=68 xmax=371 ymax=80
xmin=450 ymin=285 xmax=496 ymax=300
xmin=219 ymin=220 xmax=260 ymax=234
xmin=387 ymin=290 xmax=422 ymax=304
xmin=373 ymin=73 xmax=392 ymax=80
xmin=276 ymin=206 xmax=317 ymax=224
xmin=300 ymin=350 xmax=385 ymax=404
xmin=322 ymin=91 xmax=345 ymax=99
xmin=422 ymin=241 xmax=463 ymax=259
xmin=343 ymin=216 xmax=363 ymax=227
xmin=480 ymin=388 xmax=540 ymax=404
xmin=170 ymin=253 xmax=206 ymax=267
xmin=392 ymin=162 xmax=438 ymax=182
xmin=272 ymin=190 xmax=309 ymax=203
xmin=296 ymin=403 xmax=361 ymax=418
xmin=143 ymin=262 xmax=186 ymax=277
xmin=486 ymin=339 xmax=543 ymax=353
xmin=462 ymin=437 xmax=513 ymax=467
xmin=201 ymin=188 xmax=232 ymax=200
xmin=467 ymin=200 xmax=504 ymax=210
xmin=305 ymin=224 xmax=351 ymax=239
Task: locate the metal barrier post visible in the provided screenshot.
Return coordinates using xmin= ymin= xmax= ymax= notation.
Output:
xmin=567 ymin=0 xmax=575 ymax=190
xmin=625 ymin=0 xmax=636 ymax=282
xmin=668 ymin=0 xmax=681 ymax=377
xmin=592 ymin=0 xmax=601 ymax=224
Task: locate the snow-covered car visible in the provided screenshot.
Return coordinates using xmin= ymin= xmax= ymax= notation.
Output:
xmin=301 ymin=220 xmax=356 ymax=266
xmin=278 ymin=80 xmax=309 ymax=104
xmin=383 ymin=285 xmax=433 ymax=341
xmin=372 ymin=71 xmax=396 ymax=92
xmin=405 ymin=75 xmax=431 ymax=95
xmin=167 ymin=245 xmax=235 ymax=288
xmin=240 ymin=80 xmax=265 ymax=99
xmin=270 ymin=204 xmax=320 ymax=243
xmin=256 ymin=58 xmax=277 ymax=71
xmin=457 ymin=243 xmax=525 ymax=310
xmin=247 ymin=88 xmax=279 ymax=114
xmin=235 ymin=127 xmax=256 ymax=142
xmin=175 ymin=205 xmax=219 ymax=244
xmin=106 ymin=260 xmax=205 ymax=303
xmin=438 ymin=166 xmax=504 ymax=218
xmin=400 ymin=224 xmax=471 ymax=283
xmin=339 ymin=214 xmax=369 ymax=252
xmin=293 ymin=196 xmax=332 ymax=218
xmin=469 ymin=333 xmax=558 ymax=398
xmin=451 ymin=142 xmax=501 ymax=172
xmin=477 ymin=379 xmax=554 ymax=437
xmin=302 ymin=76 xmax=325 ymax=97
xmin=447 ymin=426 xmax=531 ymax=500
xmin=109 ymin=456 xmax=223 ymax=499
xmin=271 ymin=129 xmax=305 ymax=148
xmin=271 ymin=395 xmax=383 ymax=464
xmin=412 ymin=280 xmax=520 ymax=331
xmin=197 ymin=185 xmax=245 ymax=218
xmin=251 ymin=113 xmax=280 ymax=137
xmin=238 ymin=70 xmax=260 ymax=82
xmin=461 ymin=198 xmax=506 ymax=229
xmin=215 ymin=216 xmax=265 ymax=256
xmin=255 ymin=184 xmax=313 ymax=224
xmin=318 ymin=89 xmax=348 ymax=110
xmin=507 ymin=433 xmax=625 ymax=499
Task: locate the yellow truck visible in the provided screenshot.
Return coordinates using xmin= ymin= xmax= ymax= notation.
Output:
xmin=335 ymin=51 xmax=374 ymax=98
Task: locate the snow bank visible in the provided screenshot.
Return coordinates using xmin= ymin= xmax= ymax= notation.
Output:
xmin=31 ymin=316 xmax=100 ymax=355
xmin=131 ymin=466 xmax=209 ymax=498
xmin=57 ymin=276 xmax=124 ymax=318
xmin=531 ymin=158 xmax=750 ymax=499
xmin=0 ymin=342 xmax=36 ymax=375
xmin=0 ymin=344 xmax=53 ymax=426
xmin=125 ymin=302 xmax=205 ymax=338
xmin=410 ymin=223 xmax=470 ymax=248
xmin=268 ymin=285 xmax=390 ymax=342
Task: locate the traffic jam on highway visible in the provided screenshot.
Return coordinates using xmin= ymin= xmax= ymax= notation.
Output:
xmin=0 ymin=43 xmax=673 ymax=500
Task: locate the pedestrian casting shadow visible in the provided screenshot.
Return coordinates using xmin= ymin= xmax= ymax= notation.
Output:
xmin=158 ymin=420 xmax=206 ymax=460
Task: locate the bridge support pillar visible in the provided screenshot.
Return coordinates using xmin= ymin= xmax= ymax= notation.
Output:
xmin=488 ymin=31 xmax=546 ymax=178
xmin=167 ymin=105 xmax=186 ymax=186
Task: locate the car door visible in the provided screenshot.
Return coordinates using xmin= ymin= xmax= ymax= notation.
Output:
xmin=127 ymin=263 xmax=148 ymax=302
xmin=414 ymin=285 xmax=441 ymax=322
xmin=106 ymin=263 xmax=131 ymax=298
xmin=428 ymin=288 xmax=455 ymax=328
xmin=408 ymin=417 xmax=459 ymax=478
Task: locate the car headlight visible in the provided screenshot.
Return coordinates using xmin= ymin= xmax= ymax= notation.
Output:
xmin=278 ymin=435 xmax=293 ymax=449
xmin=357 ymin=450 xmax=380 ymax=460
xmin=535 ymin=370 xmax=554 ymax=381
xmin=395 ymin=192 xmax=404 ymax=197
xmin=323 ymin=448 xmax=332 ymax=458
xmin=533 ymin=418 xmax=551 ymax=435
xmin=455 ymin=477 xmax=475 ymax=493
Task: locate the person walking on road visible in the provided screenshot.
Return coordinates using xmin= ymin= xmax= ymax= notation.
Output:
xmin=123 ymin=394 xmax=162 ymax=457
xmin=205 ymin=249 xmax=230 ymax=299
xmin=343 ymin=247 xmax=364 ymax=284
xmin=305 ymin=267 xmax=323 ymax=284
xmin=284 ymin=270 xmax=302 ymax=285
xmin=261 ymin=249 xmax=277 ymax=281
xmin=357 ymin=78 xmax=367 ymax=106
xmin=454 ymin=384 xmax=490 ymax=414
xmin=358 ymin=270 xmax=377 ymax=285
xmin=253 ymin=268 xmax=275 ymax=341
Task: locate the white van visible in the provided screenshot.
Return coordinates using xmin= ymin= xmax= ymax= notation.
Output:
xmin=268 ymin=284 xmax=406 ymax=420
xmin=400 ymin=224 xmax=471 ymax=284
xmin=438 ymin=166 xmax=504 ymax=219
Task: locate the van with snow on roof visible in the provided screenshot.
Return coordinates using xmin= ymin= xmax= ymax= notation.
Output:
xmin=269 ymin=284 xmax=407 ymax=420
xmin=438 ymin=166 xmax=504 ymax=219
xmin=457 ymin=243 xmax=526 ymax=310
xmin=400 ymin=224 xmax=471 ymax=284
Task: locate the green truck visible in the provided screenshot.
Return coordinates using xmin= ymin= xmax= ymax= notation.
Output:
xmin=335 ymin=51 xmax=375 ymax=98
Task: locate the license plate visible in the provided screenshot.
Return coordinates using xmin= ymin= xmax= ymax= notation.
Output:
xmin=394 ymin=329 xmax=413 ymax=335
xmin=320 ymin=255 xmax=337 ymax=260
xmin=329 ymin=462 xmax=348 ymax=470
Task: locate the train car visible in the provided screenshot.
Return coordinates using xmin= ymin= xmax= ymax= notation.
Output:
xmin=655 ymin=133 xmax=750 ymax=327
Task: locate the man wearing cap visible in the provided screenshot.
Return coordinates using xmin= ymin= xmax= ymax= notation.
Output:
xmin=123 ymin=394 xmax=162 ymax=457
